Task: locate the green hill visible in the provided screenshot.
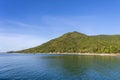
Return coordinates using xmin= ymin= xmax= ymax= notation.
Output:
xmin=16 ymin=31 xmax=120 ymax=53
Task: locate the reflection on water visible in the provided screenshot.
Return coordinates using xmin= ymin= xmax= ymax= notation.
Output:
xmin=0 ymin=53 xmax=120 ymax=80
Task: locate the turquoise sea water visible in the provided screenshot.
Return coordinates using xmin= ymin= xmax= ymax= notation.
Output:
xmin=0 ymin=53 xmax=120 ymax=80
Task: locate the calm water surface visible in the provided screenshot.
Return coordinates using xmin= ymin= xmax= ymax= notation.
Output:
xmin=0 ymin=53 xmax=120 ymax=80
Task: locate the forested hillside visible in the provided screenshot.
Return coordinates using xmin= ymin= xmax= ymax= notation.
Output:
xmin=15 ymin=31 xmax=120 ymax=53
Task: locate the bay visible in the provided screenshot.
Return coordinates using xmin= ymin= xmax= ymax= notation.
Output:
xmin=0 ymin=53 xmax=120 ymax=80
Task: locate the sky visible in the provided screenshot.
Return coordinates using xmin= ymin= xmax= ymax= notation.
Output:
xmin=0 ymin=0 xmax=120 ymax=52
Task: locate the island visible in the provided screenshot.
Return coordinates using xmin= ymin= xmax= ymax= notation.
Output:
xmin=10 ymin=31 xmax=120 ymax=54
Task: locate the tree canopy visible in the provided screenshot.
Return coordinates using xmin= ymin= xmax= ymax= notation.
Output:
xmin=15 ymin=31 xmax=120 ymax=53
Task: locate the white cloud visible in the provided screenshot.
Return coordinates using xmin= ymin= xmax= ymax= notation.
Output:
xmin=5 ymin=19 xmax=41 ymax=29
xmin=1 ymin=15 xmax=119 ymax=52
xmin=0 ymin=19 xmax=42 ymax=33
xmin=7 ymin=20 xmax=32 ymax=27
xmin=0 ymin=33 xmax=46 ymax=52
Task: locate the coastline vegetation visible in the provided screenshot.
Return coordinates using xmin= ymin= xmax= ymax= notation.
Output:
xmin=14 ymin=31 xmax=120 ymax=54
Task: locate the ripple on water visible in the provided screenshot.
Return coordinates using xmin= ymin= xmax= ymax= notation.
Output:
xmin=0 ymin=53 xmax=120 ymax=80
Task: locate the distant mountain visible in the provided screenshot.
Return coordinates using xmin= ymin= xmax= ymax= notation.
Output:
xmin=15 ymin=31 xmax=120 ymax=53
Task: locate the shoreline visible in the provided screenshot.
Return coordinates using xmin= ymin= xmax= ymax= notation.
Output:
xmin=8 ymin=52 xmax=120 ymax=56
xmin=45 ymin=53 xmax=120 ymax=56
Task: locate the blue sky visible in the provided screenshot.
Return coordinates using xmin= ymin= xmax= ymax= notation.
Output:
xmin=0 ymin=0 xmax=120 ymax=52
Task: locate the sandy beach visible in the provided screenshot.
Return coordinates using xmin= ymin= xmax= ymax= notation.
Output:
xmin=37 ymin=53 xmax=120 ymax=56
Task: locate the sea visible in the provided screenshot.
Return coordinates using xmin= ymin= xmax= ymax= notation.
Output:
xmin=0 ymin=53 xmax=120 ymax=80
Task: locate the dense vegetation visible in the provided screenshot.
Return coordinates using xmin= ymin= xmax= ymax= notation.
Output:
xmin=16 ymin=31 xmax=120 ymax=53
